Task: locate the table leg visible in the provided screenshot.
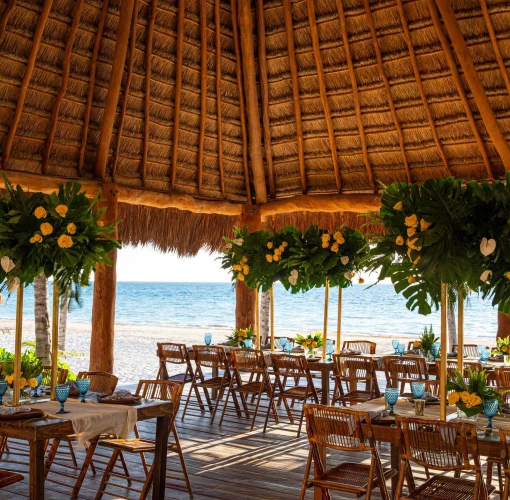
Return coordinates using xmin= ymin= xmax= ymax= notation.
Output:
xmin=314 ymin=369 xmax=330 ymax=498
xmin=152 ymin=415 xmax=170 ymax=499
xmin=29 ymin=440 xmax=45 ymax=500
xmin=390 ymin=442 xmax=400 ymax=500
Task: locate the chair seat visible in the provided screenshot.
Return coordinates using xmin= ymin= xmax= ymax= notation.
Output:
xmin=277 ymin=386 xmax=322 ymax=398
xmin=165 ymin=372 xmax=192 ymax=384
xmin=311 ymin=462 xmax=396 ymax=491
xmin=404 ymin=475 xmax=495 ymax=499
xmin=334 ymin=390 xmax=374 ymax=403
xmin=0 ymin=469 xmax=24 ymax=488
xmin=195 ymin=376 xmax=229 ymax=389
xmin=99 ymin=437 xmax=177 ymax=454
xmin=232 ymin=381 xmax=267 ymax=394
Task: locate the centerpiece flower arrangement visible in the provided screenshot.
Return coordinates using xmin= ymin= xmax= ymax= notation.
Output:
xmin=227 ymin=327 xmax=256 ymax=348
xmin=447 ymin=368 xmax=502 ymax=418
xmin=294 ymin=332 xmax=323 ymax=357
xmin=492 ymin=336 xmax=510 ymax=365
xmin=2 ymin=350 xmax=42 ymax=399
xmin=413 ymin=326 xmax=438 ymax=357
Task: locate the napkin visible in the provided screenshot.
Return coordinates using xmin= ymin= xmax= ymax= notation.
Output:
xmin=341 ymin=349 xmax=361 ymax=355
xmin=368 ymin=409 xmax=389 ymax=420
xmin=0 ymin=406 xmax=31 ymax=416
xmin=500 ymin=403 xmax=510 ymax=414
xmin=423 ymin=392 xmax=440 ymax=402
xmin=101 ymin=390 xmax=139 ymax=401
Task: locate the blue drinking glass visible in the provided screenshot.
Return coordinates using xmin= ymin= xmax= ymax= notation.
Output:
xmin=280 ymin=337 xmax=287 ymax=352
xmin=326 ymin=340 xmax=334 ymax=361
xmin=76 ymin=378 xmax=90 ymax=403
xmin=204 ymin=333 xmax=212 ymax=346
xmin=0 ymin=381 xmax=7 ymax=405
xmin=430 ymin=344 xmax=439 ymax=361
xmin=397 ymin=344 xmax=405 ymax=357
xmin=286 ymin=341 xmax=293 ymax=355
xmin=55 ymin=384 xmax=70 ymax=414
xmin=385 ymin=388 xmax=399 ymax=414
xmin=481 ymin=349 xmax=491 ymax=364
xmin=477 ymin=345 xmax=485 ymax=360
xmin=32 ymin=373 xmax=43 ymax=398
xmin=411 ymin=382 xmax=426 ymax=400
xmin=392 ymin=339 xmax=399 ymax=354
xmin=483 ymin=399 xmax=499 ymax=430
xmin=244 ymin=338 xmax=253 ymax=349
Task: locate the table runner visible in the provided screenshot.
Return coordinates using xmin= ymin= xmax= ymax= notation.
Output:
xmin=31 ymin=400 xmax=137 ymax=446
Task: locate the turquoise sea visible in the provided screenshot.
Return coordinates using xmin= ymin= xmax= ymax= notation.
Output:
xmin=0 ymin=282 xmax=498 ymax=340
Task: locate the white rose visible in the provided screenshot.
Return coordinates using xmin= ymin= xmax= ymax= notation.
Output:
xmin=1 ymin=257 xmax=15 ymax=273
xmin=340 ymin=256 xmax=349 ymax=266
xmin=480 ymin=270 xmax=492 ymax=282
xmin=233 ymin=238 xmax=243 ymax=246
xmin=480 ymin=237 xmax=496 ymax=256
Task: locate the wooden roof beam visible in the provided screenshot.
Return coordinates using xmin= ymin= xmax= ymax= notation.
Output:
xmin=435 ymin=0 xmax=510 ymax=170
xmin=42 ymin=0 xmax=84 ymax=175
xmin=215 ymin=0 xmax=225 ymax=198
xmin=237 ymin=0 xmax=267 ymax=204
xmin=336 ymin=0 xmax=376 ymax=192
xmin=198 ymin=0 xmax=207 ymax=195
xmin=364 ymin=0 xmax=411 ymax=184
xmin=306 ymin=0 xmax=342 ymax=193
xmin=427 ymin=0 xmax=493 ymax=179
xmin=396 ymin=0 xmax=453 ymax=176
xmin=256 ymin=0 xmax=277 ymax=198
xmin=0 ymin=0 xmax=16 ymax=43
xmin=283 ymin=0 xmax=306 ymax=195
xmin=2 ymin=0 xmax=53 ymax=169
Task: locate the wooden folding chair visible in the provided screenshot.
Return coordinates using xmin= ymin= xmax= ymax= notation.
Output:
xmin=41 ymin=365 xmax=69 ymax=385
xmin=332 ymin=353 xmax=380 ymax=406
xmin=499 ymin=429 xmax=510 ymax=499
xmin=300 ymin=404 xmax=395 ymax=499
xmin=453 ymin=344 xmax=485 ymax=358
xmin=156 ymin=342 xmax=195 ymax=384
xmin=394 ymin=416 xmax=493 ymax=499
xmin=264 ymin=354 xmax=320 ymax=437
xmin=384 ymin=355 xmax=430 ymax=397
xmin=342 ymin=340 xmax=376 ymax=354
xmin=0 ymin=468 xmax=23 ymax=488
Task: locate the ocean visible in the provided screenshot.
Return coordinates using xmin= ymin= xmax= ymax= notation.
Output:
xmin=0 ymin=282 xmax=498 ymax=340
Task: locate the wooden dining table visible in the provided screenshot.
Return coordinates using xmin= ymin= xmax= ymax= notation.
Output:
xmin=0 ymin=398 xmax=174 ymax=500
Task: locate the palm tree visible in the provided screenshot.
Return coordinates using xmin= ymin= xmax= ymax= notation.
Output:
xmin=34 ymin=274 xmax=50 ymax=364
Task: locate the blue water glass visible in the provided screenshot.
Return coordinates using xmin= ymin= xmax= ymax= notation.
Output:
xmin=411 ymin=382 xmax=426 ymax=400
xmin=483 ymin=399 xmax=499 ymax=430
xmin=0 ymin=381 xmax=7 ymax=405
xmin=481 ymin=348 xmax=491 ymax=364
xmin=286 ymin=341 xmax=294 ymax=355
xmin=280 ymin=337 xmax=287 ymax=352
xmin=477 ymin=345 xmax=485 ymax=360
xmin=55 ymin=384 xmax=70 ymax=414
xmin=397 ymin=343 xmax=405 ymax=357
xmin=76 ymin=378 xmax=90 ymax=403
xmin=244 ymin=338 xmax=253 ymax=349
xmin=385 ymin=388 xmax=399 ymax=414
xmin=32 ymin=373 xmax=43 ymax=398
xmin=326 ymin=340 xmax=334 ymax=361
xmin=392 ymin=339 xmax=400 ymax=354
xmin=204 ymin=333 xmax=212 ymax=346
xmin=430 ymin=344 xmax=439 ymax=361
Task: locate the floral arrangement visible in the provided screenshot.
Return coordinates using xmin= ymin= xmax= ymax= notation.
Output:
xmin=413 ymin=325 xmax=438 ymax=356
xmin=492 ymin=336 xmax=510 ymax=356
xmin=294 ymin=332 xmax=323 ymax=356
xmin=447 ymin=368 xmax=502 ymax=417
xmin=368 ymin=175 xmax=510 ymax=314
xmin=2 ymin=349 xmax=42 ymax=391
xmin=227 ymin=326 xmax=256 ymax=348
xmin=221 ymin=225 xmax=368 ymax=293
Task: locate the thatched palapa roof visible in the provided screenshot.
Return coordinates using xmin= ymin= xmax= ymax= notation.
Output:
xmin=1 ymin=0 xmax=510 ymax=253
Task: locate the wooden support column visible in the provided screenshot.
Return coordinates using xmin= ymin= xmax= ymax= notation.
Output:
xmin=236 ymin=206 xmax=261 ymax=330
xmin=90 ymin=184 xmax=118 ymax=373
xmin=497 ymin=311 xmax=510 ymax=341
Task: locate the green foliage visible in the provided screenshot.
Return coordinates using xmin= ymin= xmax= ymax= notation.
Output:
xmin=2 ymin=349 xmax=42 ymax=380
xmin=418 ymin=325 xmax=438 ymax=354
xmin=294 ymin=332 xmax=323 ymax=354
xmin=226 ymin=326 xmax=256 ymax=348
xmin=493 ymin=335 xmax=510 ymax=356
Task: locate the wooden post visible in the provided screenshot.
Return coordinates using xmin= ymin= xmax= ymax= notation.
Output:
xmin=322 ymin=281 xmax=329 ymax=359
xmin=12 ymin=286 xmax=23 ymax=407
xmin=497 ymin=311 xmax=510 ymax=340
xmin=457 ymin=288 xmax=464 ymax=372
xmin=270 ymin=285 xmax=275 ymax=351
xmin=336 ymin=287 xmax=342 ymax=354
xmin=90 ymin=184 xmax=118 ymax=373
xmin=51 ymin=281 xmax=59 ymax=400
xmin=440 ymin=283 xmax=448 ymax=420
xmin=255 ymin=287 xmax=260 ymax=348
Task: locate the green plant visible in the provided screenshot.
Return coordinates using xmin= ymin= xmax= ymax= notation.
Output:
xmin=416 ymin=325 xmax=439 ymax=355
xmin=226 ymin=326 xmax=256 ymax=349
xmin=2 ymin=349 xmax=42 ymax=386
xmin=294 ymin=332 xmax=323 ymax=354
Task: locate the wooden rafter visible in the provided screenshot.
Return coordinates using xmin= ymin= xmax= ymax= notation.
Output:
xmin=142 ymin=0 xmax=157 ymax=187
xmin=479 ymin=0 xmax=510 ymax=97
xmin=256 ymin=0 xmax=276 ymax=198
xmin=427 ymin=0 xmax=493 ymax=179
xmin=396 ymin=0 xmax=453 ymax=176
xmin=1 ymin=0 xmax=53 ymax=169
xmin=112 ymin=0 xmax=139 ymax=183
xmin=41 ymin=0 xmax=84 ymax=175
xmin=306 ymin=0 xmax=342 ymax=193
xmin=231 ymin=0 xmax=252 ymax=203
xmin=283 ymin=0 xmax=306 ymax=195
xmin=215 ymin=0 xmax=225 ymax=198
xmin=0 ymin=0 xmax=16 ymax=43
xmin=435 ymin=0 xmax=510 ymax=171
xmin=95 ymin=0 xmax=135 ymax=179
xmin=78 ymin=0 xmax=110 ymax=176
xmin=198 ymin=0 xmax=207 ymax=195
xmin=364 ymin=0 xmax=411 ymax=183
xmin=170 ymin=0 xmax=185 ymax=190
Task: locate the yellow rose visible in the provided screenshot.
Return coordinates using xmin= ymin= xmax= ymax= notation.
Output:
xmin=306 ymin=339 xmax=312 ymax=345
xmin=405 ymin=214 xmax=419 ymax=228
xmin=407 ymin=237 xmax=419 ymax=250
xmin=312 ymin=341 xmax=318 ymax=348
xmin=242 ymin=331 xmax=247 ymax=338
xmin=58 ymin=235 xmax=73 ymax=249
xmin=279 ymin=245 xmax=284 ymax=252
xmin=232 ymin=264 xmax=242 ymax=271
xmin=237 ymin=273 xmax=244 ymax=281
xmin=266 ymin=254 xmax=273 ymax=263
xmin=448 ymin=392 xmax=460 ymax=405
xmin=333 ymin=232 xmax=345 ymax=244
xmin=420 ymin=219 xmax=432 ymax=231
xmin=67 ymin=223 xmax=77 ymax=235
xmin=5 ymin=375 xmax=14 ymax=385
xmin=321 ymin=233 xmax=331 ymax=242
xmin=237 ymin=336 xmax=243 ymax=342
xmin=413 ymin=341 xmax=421 ymax=348
xmin=301 ymin=342 xmax=307 ymax=348
xmin=330 ymin=243 xmax=339 ymax=253
xmin=55 ymin=204 xmax=68 ymax=217
xmin=396 ymin=235 xmax=404 ymax=246
xmin=34 ymin=206 xmax=47 ymax=219
xmin=358 ymin=278 xmax=365 ymax=284
xmin=506 ymin=272 xmax=510 ymax=280
xmin=241 ymin=256 xmax=248 ymax=263
xmin=97 ymin=220 xmax=104 ymax=227
xmin=242 ymin=265 xmax=249 ymax=275
xmin=19 ymin=377 xmax=27 ymax=389
xmin=502 ymin=346 xmax=508 ymax=353
xmin=469 ymin=393 xmax=482 ymax=407
xmin=407 ymin=227 xmax=416 ymax=237
xmin=28 ymin=378 xmax=38 ymax=388
xmin=40 ymin=222 xmax=53 ymax=236
xmin=282 ymin=241 xmax=288 ymax=247
xmin=393 ymin=201 xmax=403 ymax=211
xmin=30 ymin=234 xmax=43 ymax=244
xmin=267 ymin=242 xmax=273 ymax=249
xmin=273 ymin=254 xmax=280 ymax=261
xmin=274 ymin=248 xmax=281 ymax=255
xmin=408 ymin=276 xmax=416 ymax=284
xmin=460 ymin=391 xmax=470 ymax=403
xmin=322 ymin=242 xmax=329 ymax=248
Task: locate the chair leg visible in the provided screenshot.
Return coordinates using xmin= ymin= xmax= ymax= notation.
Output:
xmin=250 ymin=386 xmax=265 ymax=431
xmin=300 ymin=448 xmax=313 ymax=500
xmin=497 ymin=463 xmax=504 ymax=498
xmin=118 ymin=451 xmax=132 ymax=486
xmin=67 ymin=440 xmax=79 ymax=468
xmin=44 ymin=439 xmax=60 ymax=477
xmin=173 ymin=424 xmax=193 ymax=498
xmin=181 ymin=374 xmax=199 ymax=420
xmin=94 ymin=448 xmax=120 ymax=500
xmin=72 ymin=436 xmax=100 ymax=498
xmin=219 ymin=378 xmax=235 ymax=426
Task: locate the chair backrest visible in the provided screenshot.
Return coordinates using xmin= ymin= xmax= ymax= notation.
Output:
xmin=41 ymin=365 xmax=68 ymax=385
xmin=496 ymin=367 xmax=510 ymax=402
xmin=342 ymin=340 xmax=376 ymax=354
xmin=453 ymin=344 xmax=483 ymax=358
xmin=77 ymin=371 xmax=118 ymax=395
xmin=303 ymin=404 xmax=374 ymax=452
xmin=193 ymin=345 xmax=228 ymax=369
xmin=135 ymin=379 xmax=183 ymax=413
xmin=270 ymin=354 xmax=315 ymax=386
xmin=500 ymin=429 xmax=510 ymax=474
xmin=332 ymin=354 xmax=377 ymax=383
xmin=157 ymin=343 xmax=189 ymax=365
xmin=384 ymin=356 xmax=429 ymax=386
xmin=231 ymin=349 xmax=266 ymax=374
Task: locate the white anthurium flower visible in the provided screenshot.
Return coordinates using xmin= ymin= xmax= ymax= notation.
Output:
xmin=480 ymin=237 xmax=496 ymax=256
xmin=288 ymin=269 xmax=299 ymax=286
xmin=344 ymin=272 xmax=354 ymax=281
xmin=7 ymin=277 xmax=20 ymax=293
xmin=340 ymin=256 xmax=349 ymax=266
xmin=233 ymin=238 xmax=243 ymax=246
xmin=1 ymin=256 xmax=15 ymax=273
xmin=480 ymin=270 xmax=493 ymax=282
xmin=0 ymin=294 xmax=4 ymax=305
